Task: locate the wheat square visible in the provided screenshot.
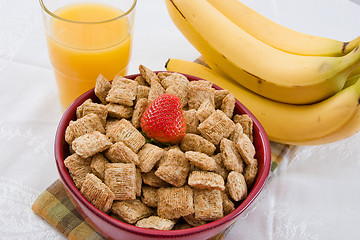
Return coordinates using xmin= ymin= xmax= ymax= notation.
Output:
xmin=134 ymin=75 xmax=149 ymax=86
xmin=155 ymin=149 xmax=190 ymax=187
xmin=136 ymin=168 xmax=142 ymax=197
xmin=233 ymin=114 xmax=253 ymax=142
xmin=148 ymin=79 xmax=165 ymax=102
xmin=179 ymin=133 xmax=216 ymax=156
xmin=220 ymin=138 xmax=244 ymax=173
xmin=136 ymin=216 xmax=176 ymax=230
xmin=90 ymin=153 xmax=109 ymax=181
xmin=185 ymin=151 xmax=217 ymax=171
xmin=214 ymin=89 xmax=229 ymax=109
xmin=64 ymin=153 xmax=92 ymax=189
xmin=106 ymin=103 xmax=133 ymax=119
xmin=243 ymin=160 xmax=258 ymax=187
xmin=188 ymin=171 xmax=225 ymax=191
xmin=194 ymin=189 xmax=223 ymax=221
xmin=198 ymin=110 xmax=235 ymax=146
xmin=221 ymin=93 xmax=236 ymax=119
xmin=104 ymin=163 xmax=137 ymax=200
xmin=141 ymin=185 xmax=158 ymax=208
xmin=76 ymin=99 xmax=108 ymax=126
xmin=142 ymin=169 xmax=170 ymax=188
xmin=72 ymin=131 xmax=112 ymax=158
xmin=158 ymin=71 xmax=188 ymax=89
xmin=80 ymin=173 xmax=115 ymax=213
xmin=138 ymin=143 xmax=165 ymax=173
xmin=236 ymin=133 xmax=257 ymax=165
xmin=95 ymin=74 xmax=112 ymax=104
xmin=136 ymin=85 xmax=150 ymax=101
xmin=157 ymin=186 xmax=194 ymax=219
xmin=139 ymin=64 xmax=160 ymax=85
xmin=221 ymin=191 xmax=235 ymax=215
xmin=229 ymin=123 xmax=244 ymax=143
xmin=106 ymin=118 xmax=145 ymax=153
xmin=132 ymin=98 xmax=149 ymax=129
xmin=111 ymin=199 xmax=153 ymax=224
xmin=106 ymin=76 xmax=138 ymax=106
xmin=187 ymin=80 xmax=215 ymax=109
xmin=65 ymin=113 xmax=105 ymax=144
xmin=105 ymin=141 xmax=139 ymax=165
xmin=196 ymin=101 xmax=215 ymax=122
xmin=226 ymin=171 xmax=247 ymax=201
xmin=183 ymin=109 xmax=200 ymax=134
xmin=212 ymin=153 xmax=229 ymax=180
xmin=183 ymin=213 xmax=207 ymax=227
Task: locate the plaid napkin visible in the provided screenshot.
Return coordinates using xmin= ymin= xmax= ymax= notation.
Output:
xmin=31 ymin=142 xmax=293 ymax=240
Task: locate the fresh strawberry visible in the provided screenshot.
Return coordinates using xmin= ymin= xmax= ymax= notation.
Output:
xmin=140 ymin=94 xmax=186 ymax=144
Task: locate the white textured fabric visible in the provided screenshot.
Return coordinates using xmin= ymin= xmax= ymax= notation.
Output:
xmin=1 ymin=0 xmax=360 ymax=239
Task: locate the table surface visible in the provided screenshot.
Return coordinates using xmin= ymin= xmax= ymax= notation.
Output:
xmin=1 ymin=0 xmax=360 ymax=239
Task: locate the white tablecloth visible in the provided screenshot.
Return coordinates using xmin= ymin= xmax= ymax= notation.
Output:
xmin=1 ymin=0 xmax=360 ymax=239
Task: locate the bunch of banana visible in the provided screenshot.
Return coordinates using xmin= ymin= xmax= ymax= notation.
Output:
xmin=165 ymin=59 xmax=360 ymax=145
xmin=165 ymin=0 xmax=360 ymax=105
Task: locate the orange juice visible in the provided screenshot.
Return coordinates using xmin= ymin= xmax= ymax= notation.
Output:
xmin=46 ymin=3 xmax=132 ymax=108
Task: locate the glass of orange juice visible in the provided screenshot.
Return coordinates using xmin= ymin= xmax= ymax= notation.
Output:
xmin=40 ymin=0 xmax=137 ymax=109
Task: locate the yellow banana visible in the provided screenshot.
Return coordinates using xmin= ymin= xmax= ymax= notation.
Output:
xmin=167 ymin=0 xmax=360 ymax=104
xmin=165 ymin=58 xmax=360 ymax=145
xmin=207 ymin=0 xmax=360 ymax=57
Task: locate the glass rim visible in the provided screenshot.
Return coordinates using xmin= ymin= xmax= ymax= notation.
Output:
xmin=39 ymin=0 xmax=137 ymax=24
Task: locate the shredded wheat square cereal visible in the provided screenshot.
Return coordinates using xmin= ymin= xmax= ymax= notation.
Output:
xmin=135 ymin=216 xmax=176 ymax=230
xmin=220 ymin=138 xmax=244 ymax=173
xmin=111 ymin=199 xmax=153 ymax=224
xmin=185 ymin=151 xmax=217 ymax=171
xmin=236 ymin=133 xmax=257 ymax=165
xmin=141 ymin=185 xmax=158 ymax=208
xmin=183 ymin=109 xmax=200 ymax=134
xmin=196 ymin=101 xmax=215 ymax=122
xmin=188 ymin=171 xmax=225 ymax=191
xmin=226 ymin=171 xmax=247 ymax=202
xmin=76 ymin=99 xmax=108 ymax=126
xmin=139 ymin=64 xmax=160 ymax=85
xmin=142 ymin=169 xmax=170 ymax=188
xmin=179 ymin=133 xmax=216 ymax=156
xmin=90 ymin=153 xmax=109 ymax=181
xmin=105 ymin=141 xmax=139 ymax=165
xmin=95 ymin=74 xmax=111 ymax=104
xmin=72 ymin=131 xmax=112 ymax=159
xmin=64 ymin=153 xmax=92 ymax=189
xmin=131 ymin=98 xmax=150 ymax=129
xmin=106 ymin=76 xmax=138 ymax=106
xmin=106 ymin=103 xmax=133 ymax=119
xmin=194 ymin=189 xmax=223 ymax=221
xmin=233 ymin=114 xmax=253 ymax=142
xmin=187 ymin=80 xmax=215 ymax=109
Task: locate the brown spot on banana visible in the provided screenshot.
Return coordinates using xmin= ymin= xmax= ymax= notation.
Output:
xmin=343 ymin=42 xmax=349 ymax=53
xmin=170 ymin=0 xmax=186 ymax=19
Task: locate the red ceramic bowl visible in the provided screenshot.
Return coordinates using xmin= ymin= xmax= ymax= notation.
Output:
xmin=55 ymin=72 xmax=271 ymax=240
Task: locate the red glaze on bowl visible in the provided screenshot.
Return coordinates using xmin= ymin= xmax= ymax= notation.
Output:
xmin=55 ymin=72 xmax=271 ymax=240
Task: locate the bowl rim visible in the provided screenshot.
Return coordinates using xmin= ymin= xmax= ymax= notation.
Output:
xmin=55 ymin=72 xmax=271 ymax=237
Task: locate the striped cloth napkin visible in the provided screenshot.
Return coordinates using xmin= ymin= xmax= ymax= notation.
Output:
xmin=31 ymin=142 xmax=294 ymax=240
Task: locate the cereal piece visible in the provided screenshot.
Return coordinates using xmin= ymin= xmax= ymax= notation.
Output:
xmin=220 ymin=138 xmax=244 ymax=173
xmin=148 ymin=79 xmax=165 ymax=102
xmin=106 ymin=76 xmax=138 ymax=106
xmin=131 ymin=98 xmax=149 ymax=129
xmin=104 ymin=163 xmax=137 ymax=200
xmin=72 ymin=131 xmax=112 ymax=158
xmin=136 ymin=85 xmax=150 ymax=101
xmin=243 ymin=160 xmax=258 ymax=187
xmin=141 ymin=185 xmax=158 ymax=208
xmin=142 ymin=169 xmax=170 ymax=188
xmin=188 ymin=171 xmax=225 ymax=191
xmin=185 ymin=151 xmax=217 ymax=171
xmin=187 ymin=80 xmax=215 ymax=109
xmin=183 ymin=213 xmax=207 ymax=227
xmin=221 ymin=191 xmax=235 ymax=215
xmin=212 ymin=153 xmax=230 ymax=180
xmin=134 ymin=75 xmax=149 ymax=86
xmin=106 ymin=118 xmax=145 ymax=153
xmin=198 ymin=110 xmax=235 ymax=146
xmin=226 ymin=171 xmax=247 ymax=201
xmin=139 ymin=65 xmax=160 ymax=85
xmin=236 ymin=134 xmax=257 ymax=165
xmin=106 ymin=103 xmax=133 ymax=119
xmin=157 ymin=186 xmax=194 ymax=219
xmin=65 ymin=113 xmax=105 ymax=144
xmin=111 ymin=199 xmax=153 ymax=224
xmin=80 ymin=173 xmax=115 ymax=213
xmin=77 ymin=99 xmax=108 ymax=126
xmin=221 ymin=93 xmax=235 ymax=119
xmin=135 ymin=168 xmax=142 ymax=197
xmin=64 ymin=153 xmax=92 ymax=189
xmin=95 ymin=74 xmax=111 ymax=104
xmin=105 ymin=141 xmax=139 ymax=165
xmin=157 ymin=71 xmax=188 ymax=89
xmin=179 ymin=133 xmax=216 ymax=156
xmin=183 ymin=109 xmax=200 ymax=134
xmin=138 ymin=143 xmax=165 ymax=173
xmin=229 ymin=123 xmax=244 ymax=143
xmin=90 ymin=153 xmax=109 ymax=181
xmin=193 ymin=189 xmax=223 ymax=221
xmin=136 ymin=216 xmax=176 ymax=230
xmin=155 ymin=149 xmax=190 ymax=187
xmin=214 ymin=89 xmax=229 ymax=109
xmin=196 ymin=101 xmax=215 ymax=122
xmin=233 ymin=114 xmax=253 ymax=142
